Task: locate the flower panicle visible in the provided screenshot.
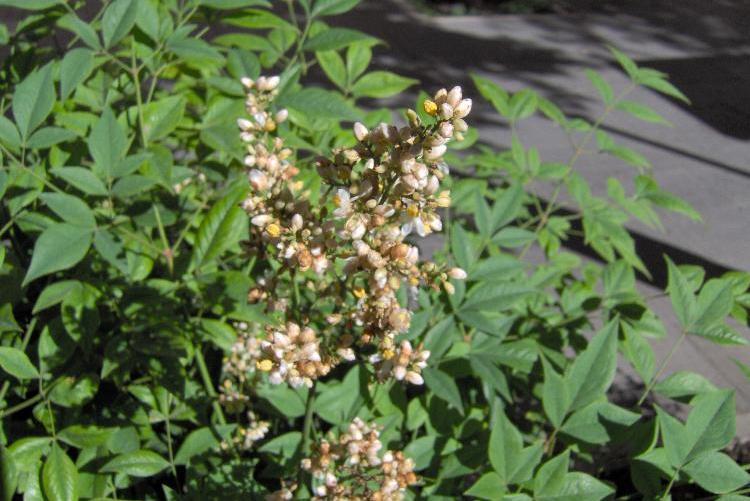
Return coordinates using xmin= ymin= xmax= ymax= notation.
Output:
xmin=232 ymin=78 xmax=470 ymax=391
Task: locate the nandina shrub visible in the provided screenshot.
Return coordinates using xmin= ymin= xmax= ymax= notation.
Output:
xmin=0 ymin=0 xmax=749 ymax=500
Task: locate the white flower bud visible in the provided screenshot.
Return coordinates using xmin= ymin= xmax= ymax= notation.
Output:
xmin=291 ymin=213 xmax=303 ymax=231
xmin=244 ymin=155 xmax=256 ymax=167
xmin=425 ymin=175 xmax=440 ymax=195
xmin=453 ymin=118 xmax=468 ymax=132
xmin=447 ymin=86 xmax=463 ymax=107
xmin=393 ymin=365 xmax=406 ymax=380
xmin=266 ymin=75 xmax=280 ymax=90
xmin=248 ymin=169 xmax=268 ymax=191
xmin=353 ymin=122 xmax=369 ymax=142
xmin=439 ymin=102 xmax=454 ymax=120
xmin=274 ymin=109 xmax=288 ymax=123
xmin=237 ymin=118 xmax=253 ymax=130
xmin=251 ymin=214 xmax=272 ymax=227
xmin=405 ymin=371 xmax=424 ymax=385
xmin=425 ymin=144 xmax=447 ymax=160
xmin=240 ymin=77 xmax=254 ymax=88
xmin=454 ymin=98 xmax=472 ymax=118
xmin=438 ymin=121 xmax=454 ymax=138
xmin=448 ymin=267 xmax=467 ymax=279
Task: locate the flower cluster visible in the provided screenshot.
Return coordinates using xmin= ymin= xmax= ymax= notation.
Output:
xmin=219 ymin=321 xmax=262 ymax=412
xmin=220 ymin=410 xmax=269 ymax=451
xmin=255 ymin=322 xmax=333 ymax=388
xmin=301 ymin=418 xmax=418 ymax=500
xmin=234 ymin=77 xmax=470 ymax=391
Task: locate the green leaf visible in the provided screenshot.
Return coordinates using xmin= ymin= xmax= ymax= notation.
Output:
xmin=693 ymin=278 xmax=734 ymax=331
xmin=42 ymin=444 xmax=78 ymax=501
xmin=585 ymin=69 xmax=614 ymax=104
xmin=141 ymin=95 xmax=186 ymax=143
xmin=27 ymin=127 xmax=77 ymax=149
xmin=609 ymin=45 xmax=639 ymax=80
xmin=404 ymin=436 xmax=438 ymax=471
xmin=638 ymin=70 xmax=690 ymax=103
xmin=102 ymin=0 xmax=138 ymax=48
xmin=39 ymin=193 xmax=95 ymax=229
xmin=534 ymin=450 xmax=570 ymax=496
xmin=423 ymin=367 xmax=463 ymax=414
xmin=450 ymin=223 xmax=475 ymax=271
xmin=471 ymin=74 xmax=509 ymax=117
xmin=174 ymin=425 xmax=236 ymax=465
xmin=469 ymin=354 xmax=511 ymax=401
xmin=491 ymin=227 xmax=535 ymax=248
xmin=33 ymin=280 xmax=84 ymax=314
xmin=565 ymin=319 xmax=618 ymax=411
xmin=0 ymin=115 xmax=21 ymax=149
xmin=50 ymin=167 xmax=108 ymax=196
xmin=57 ymin=13 xmax=101 ymax=50
xmin=683 ymin=451 xmax=750 ymax=494
xmin=422 ymin=315 xmax=458 ymax=360
xmin=101 ymin=450 xmax=169 ymax=477
xmin=0 ymin=0 xmax=59 ymax=8
xmin=351 ymin=71 xmax=417 ymax=99
xmin=190 ymin=184 xmax=248 ymax=270
xmin=167 ymin=37 xmax=225 ymax=67
xmin=279 ymin=87 xmax=360 ymax=121
xmin=198 ymin=0 xmax=271 ymax=8
xmin=346 ymin=41 xmax=373 ymax=85
xmin=88 ymin=107 xmax=128 ymax=179
xmin=490 ymin=184 xmax=523 ymax=232
xmin=316 ymin=50 xmax=347 ymax=90
xmin=684 ymin=390 xmax=735 ymax=461
xmin=464 ymin=472 xmax=506 ymax=499
xmin=311 ymin=0 xmax=361 ymax=17
xmin=0 ymin=347 xmax=39 ymax=379
xmin=49 ymin=373 xmax=99 ymax=407
xmin=542 ymin=358 xmax=569 ymax=428
xmin=22 ymin=223 xmax=93 ymax=286
xmin=12 ymin=64 xmax=55 ymax=140
xmin=60 ymin=48 xmax=95 ymax=101
xmin=509 ymin=89 xmax=538 ymax=121
xmin=227 ymin=49 xmax=261 ymax=80
xmin=616 ymin=100 xmax=670 ymax=125
xmin=304 ymin=28 xmax=375 ymax=52
xmin=654 ymin=371 xmax=716 ymax=399
xmin=693 ymin=324 xmax=748 ymax=346
xmin=557 ymin=472 xmax=614 ymax=500
xmin=474 ymin=192 xmax=492 ymax=237
xmin=460 ymin=283 xmax=535 ymax=312
xmin=622 ymin=326 xmax=655 ymax=382
xmin=560 ymin=400 xmax=640 ymax=445
xmin=665 ymin=256 xmax=697 ymax=328
xmin=58 ymin=425 xmax=115 ymax=449
xmin=488 ymin=412 xmax=517 ymax=482
xmin=258 ymin=431 xmax=301 ymax=457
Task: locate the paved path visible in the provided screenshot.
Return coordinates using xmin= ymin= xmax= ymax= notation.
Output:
xmin=337 ymin=0 xmax=750 ymax=422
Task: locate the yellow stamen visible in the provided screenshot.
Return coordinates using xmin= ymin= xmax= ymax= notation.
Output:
xmin=256 ymin=359 xmax=273 ymax=371
xmin=266 ymin=223 xmax=281 ymax=237
xmin=423 ymin=100 xmax=438 ymax=116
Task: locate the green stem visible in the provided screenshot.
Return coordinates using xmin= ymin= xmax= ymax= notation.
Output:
xmin=195 ymin=349 xmax=227 ymax=425
xmin=636 ymin=330 xmax=686 ymax=406
xmin=518 ymin=83 xmax=636 ymax=259
xmin=297 ymin=382 xmax=317 ymax=494
xmin=164 ymin=393 xmax=179 ymax=482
